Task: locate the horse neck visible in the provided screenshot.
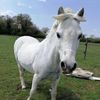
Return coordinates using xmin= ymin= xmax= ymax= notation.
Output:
xmin=46 ymin=20 xmax=58 ymax=39
xmin=42 ymin=21 xmax=60 ymax=61
xmin=45 ymin=31 xmax=58 ymax=50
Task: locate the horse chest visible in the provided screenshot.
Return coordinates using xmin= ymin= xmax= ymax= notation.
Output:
xmin=33 ymin=52 xmax=60 ymax=80
xmin=41 ymin=65 xmax=61 ymax=80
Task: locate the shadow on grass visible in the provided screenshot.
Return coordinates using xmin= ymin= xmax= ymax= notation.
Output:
xmin=57 ymin=87 xmax=80 ymax=100
xmin=16 ymin=81 xmax=80 ymax=100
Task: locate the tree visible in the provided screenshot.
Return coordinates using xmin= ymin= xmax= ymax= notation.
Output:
xmin=5 ymin=15 xmax=14 ymax=35
xmin=12 ymin=14 xmax=43 ymax=36
xmin=0 ymin=13 xmax=45 ymax=37
xmin=12 ymin=14 xmax=33 ymax=35
xmin=0 ymin=16 xmax=6 ymax=34
xmin=41 ymin=27 xmax=49 ymax=34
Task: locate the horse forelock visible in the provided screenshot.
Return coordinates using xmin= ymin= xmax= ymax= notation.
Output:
xmin=53 ymin=8 xmax=75 ymax=29
xmin=64 ymin=8 xmax=75 ymax=14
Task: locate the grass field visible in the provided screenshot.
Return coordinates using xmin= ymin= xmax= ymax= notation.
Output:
xmin=0 ymin=35 xmax=100 ymax=100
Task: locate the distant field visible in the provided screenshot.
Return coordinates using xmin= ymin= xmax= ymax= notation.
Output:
xmin=0 ymin=35 xmax=100 ymax=100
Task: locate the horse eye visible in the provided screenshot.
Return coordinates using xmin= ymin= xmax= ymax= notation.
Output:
xmin=78 ymin=34 xmax=82 ymax=39
xmin=57 ymin=32 xmax=61 ymax=38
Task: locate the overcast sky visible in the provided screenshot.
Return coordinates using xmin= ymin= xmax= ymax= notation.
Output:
xmin=0 ymin=0 xmax=100 ymax=37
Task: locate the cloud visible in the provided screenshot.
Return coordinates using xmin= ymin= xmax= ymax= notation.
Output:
xmin=17 ymin=2 xmax=32 ymax=9
xmin=17 ymin=2 xmax=26 ymax=7
xmin=39 ymin=0 xmax=47 ymax=2
xmin=0 ymin=10 xmax=16 ymax=16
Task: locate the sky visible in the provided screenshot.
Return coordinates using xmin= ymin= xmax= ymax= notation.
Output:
xmin=0 ymin=0 xmax=100 ymax=37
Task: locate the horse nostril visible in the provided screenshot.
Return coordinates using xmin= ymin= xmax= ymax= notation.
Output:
xmin=61 ymin=61 xmax=65 ymax=68
xmin=71 ymin=63 xmax=77 ymax=72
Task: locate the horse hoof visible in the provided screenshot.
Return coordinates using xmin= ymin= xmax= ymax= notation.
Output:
xmin=22 ymin=86 xmax=26 ymax=90
xmin=49 ymin=88 xmax=52 ymax=92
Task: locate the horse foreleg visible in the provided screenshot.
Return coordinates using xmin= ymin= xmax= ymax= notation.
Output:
xmin=27 ymin=74 xmax=40 ymax=100
xmin=50 ymin=78 xmax=60 ymax=100
xmin=18 ymin=64 xmax=26 ymax=89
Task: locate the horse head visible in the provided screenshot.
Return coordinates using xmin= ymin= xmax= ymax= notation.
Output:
xmin=54 ymin=7 xmax=86 ymax=74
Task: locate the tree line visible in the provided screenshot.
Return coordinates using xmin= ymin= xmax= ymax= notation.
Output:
xmin=0 ymin=14 xmax=100 ymax=43
xmin=0 ymin=14 xmax=45 ymax=38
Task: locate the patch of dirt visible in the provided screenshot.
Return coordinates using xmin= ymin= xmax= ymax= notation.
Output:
xmin=16 ymin=81 xmax=31 ymax=91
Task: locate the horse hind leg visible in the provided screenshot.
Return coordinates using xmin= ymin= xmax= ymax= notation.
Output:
xmin=18 ymin=63 xmax=26 ymax=89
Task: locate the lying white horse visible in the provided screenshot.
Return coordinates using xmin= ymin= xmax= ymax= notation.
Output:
xmin=14 ymin=7 xmax=85 ymax=100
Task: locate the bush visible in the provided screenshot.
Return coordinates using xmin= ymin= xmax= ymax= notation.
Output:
xmin=81 ymin=38 xmax=100 ymax=44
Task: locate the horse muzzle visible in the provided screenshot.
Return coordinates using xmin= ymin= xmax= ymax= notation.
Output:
xmin=61 ymin=61 xmax=77 ymax=74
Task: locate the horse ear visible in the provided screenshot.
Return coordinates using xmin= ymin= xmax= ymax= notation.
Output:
xmin=74 ymin=8 xmax=86 ymax=22
xmin=77 ymin=8 xmax=84 ymax=17
xmin=58 ymin=6 xmax=64 ymax=15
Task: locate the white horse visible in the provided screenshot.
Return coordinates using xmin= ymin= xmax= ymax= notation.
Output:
xmin=14 ymin=7 xmax=85 ymax=100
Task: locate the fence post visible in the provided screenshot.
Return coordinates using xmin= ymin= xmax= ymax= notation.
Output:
xmin=84 ymin=38 xmax=88 ymax=60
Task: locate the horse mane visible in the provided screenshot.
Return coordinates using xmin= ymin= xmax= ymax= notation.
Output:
xmin=64 ymin=8 xmax=74 ymax=14
xmin=46 ymin=8 xmax=75 ymax=39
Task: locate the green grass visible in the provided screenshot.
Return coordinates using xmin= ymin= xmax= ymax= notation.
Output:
xmin=0 ymin=35 xmax=100 ymax=100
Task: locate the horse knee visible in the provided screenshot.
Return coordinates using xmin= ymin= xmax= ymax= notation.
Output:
xmin=51 ymin=89 xmax=57 ymax=97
